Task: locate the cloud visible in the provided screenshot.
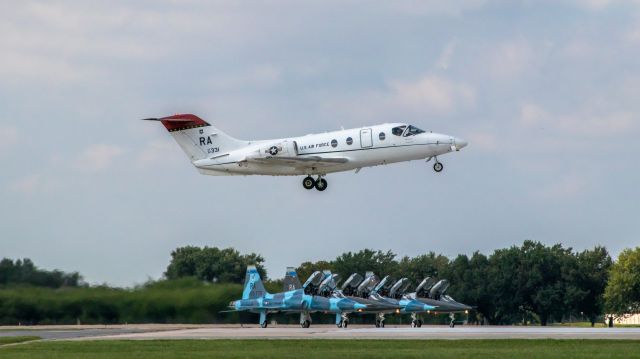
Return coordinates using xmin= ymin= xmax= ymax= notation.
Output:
xmin=75 ymin=144 xmax=125 ymax=172
xmin=136 ymin=139 xmax=182 ymax=167
xmin=389 ymin=74 xmax=475 ymax=115
xmin=9 ymin=174 xmax=41 ymax=196
xmin=385 ymin=0 xmax=488 ymax=16
xmin=464 ymin=131 xmax=497 ymax=152
xmin=519 ymin=103 xmax=636 ymax=136
xmin=535 ymin=173 xmax=589 ymax=200
xmin=207 ymin=64 xmax=282 ymax=91
xmin=0 ymin=126 xmax=18 ymax=153
xmin=492 ymin=40 xmax=533 ymax=77
xmin=436 ymin=41 xmax=457 ymax=70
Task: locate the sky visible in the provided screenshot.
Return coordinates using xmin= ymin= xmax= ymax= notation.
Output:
xmin=1 ymin=0 xmax=639 ymax=286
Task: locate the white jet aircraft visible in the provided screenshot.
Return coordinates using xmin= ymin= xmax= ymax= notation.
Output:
xmin=144 ymin=114 xmax=467 ymax=191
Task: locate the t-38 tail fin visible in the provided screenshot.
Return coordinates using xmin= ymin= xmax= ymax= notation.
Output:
xmin=242 ymin=265 xmax=267 ymax=300
xmin=283 ymin=267 xmax=302 ymax=291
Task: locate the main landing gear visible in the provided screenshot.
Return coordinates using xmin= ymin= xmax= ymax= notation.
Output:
xmin=302 ymin=176 xmax=327 ymax=191
xmin=336 ymin=313 xmax=349 ymax=328
xmin=375 ymin=313 xmax=386 ymax=328
xmin=259 ymin=312 xmax=268 ymax=328
xmin=410 ymin=313 xmax=423 ymax=328
xmin=300 ymin=312 xmax=311 ymax=328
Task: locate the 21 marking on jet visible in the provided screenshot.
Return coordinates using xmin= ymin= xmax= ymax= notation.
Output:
xmin=144 ymin=114 xmax=468 ymax=191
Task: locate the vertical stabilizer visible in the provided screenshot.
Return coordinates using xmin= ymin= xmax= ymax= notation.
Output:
xmin=283 ymin=267 xmax=302 ymax=291
xmin=143 ymin=114 xmax=245 ymax=162
xmin=242 ymin=266 xmax=267 ymax=300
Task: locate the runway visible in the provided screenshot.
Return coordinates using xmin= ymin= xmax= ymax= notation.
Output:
xmin=23 ymin=325 xmax=637 ymax=340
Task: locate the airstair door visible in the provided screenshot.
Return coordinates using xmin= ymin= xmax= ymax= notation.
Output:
xmin=360 ymin=128 xmax=373 ymax=148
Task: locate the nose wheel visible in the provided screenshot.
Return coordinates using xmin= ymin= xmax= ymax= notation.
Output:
xmin=427 ymin=157 xmax=444 ymax=173
xmin=433 ymin=159 xmax=444 ymax=173
xmin=302 ymin=176 xmax=328 ymax=191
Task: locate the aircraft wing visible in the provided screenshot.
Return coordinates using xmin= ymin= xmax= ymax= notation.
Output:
xmin=245 ymin=155 xmax=348 ymax=168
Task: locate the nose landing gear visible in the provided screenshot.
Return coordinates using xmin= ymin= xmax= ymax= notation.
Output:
xmin=433 ymin=162 xmax=443 ymax=173
xmin=427 ymin=157 xmax=444 ymax=173
xmin=302 ymin=176 xmax=328 ymax=191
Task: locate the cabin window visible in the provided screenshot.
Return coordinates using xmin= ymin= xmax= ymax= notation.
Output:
xmin=379 ymin=132 xmax=386 ymax=141
xmin=392 ymin=126 xmax=406 ymax=136
xmin=346 ymin=137 xmax=353 ymax=145
xmin=404 ymin=125 xmax=426 ymax=137
xmin=331 ymin=139 xmax=338 ymax=148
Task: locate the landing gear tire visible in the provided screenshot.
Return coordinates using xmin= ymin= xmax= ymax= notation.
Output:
xmin=342 ymin=320 xmax=348 ymax=328
xmin=417 ymin=320 xmax=423 ymax=328
xmin=260 ymin=321 xmax=268 ymax=328
xmin=411 ymin=320 xmax=417 ymax=328
xmin=449 ymin=322 xmax=455 ymax=328
xmin=375 ymin=321 xmax=380 ymax=328
xmin=314 ymin=178 xmax=328 ymax=191
xmin=302 ymin=177 xmax=315 ymax=190
xmin=301 ymin=320 xmax=311 ymax=328
xmin=433 ymin=162 xmax=444 ymax=173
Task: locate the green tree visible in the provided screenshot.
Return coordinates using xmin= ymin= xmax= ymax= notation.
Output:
xmin=605 ymin=247 xmax=640 ymax=315
xmin=332 ymin=249 xmax=397 ymax=281
xmin=396 ymin=252 xmax=450 ymax=285
xmin=0 ymin=258 xmax=81 ymax=288
xmin=444 ymin=252 xmax=494 ymax=324
xmin=485 ymin=245 xmax=523 ymax=324
xmin=574 ymin=246 xmax=612 ymax=326
xmin=164 ymin=246 xmax=266 ymax=283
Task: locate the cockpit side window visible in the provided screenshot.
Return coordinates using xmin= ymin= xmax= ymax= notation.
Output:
xmin=404 ymin=125 xmax=426 ymax=137
xmin=392 ymin=126 xmax=406 ymax=136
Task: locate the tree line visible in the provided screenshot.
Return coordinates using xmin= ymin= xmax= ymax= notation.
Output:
xmin=0 ymin=241 xmax=639 ymax=325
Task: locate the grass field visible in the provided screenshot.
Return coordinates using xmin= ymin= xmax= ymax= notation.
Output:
xmin=2 ymin=339 xmax=640 ymax=358
xmin=0 ymin=336 xmax=40 ymax=345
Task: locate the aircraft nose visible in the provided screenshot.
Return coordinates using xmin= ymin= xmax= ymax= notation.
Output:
xmin=454 ymin=138 xmax=468 ymax=150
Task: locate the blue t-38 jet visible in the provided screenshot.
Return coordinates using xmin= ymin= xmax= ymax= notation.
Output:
xmin=227 ymin=266 xmax=367 ymax=328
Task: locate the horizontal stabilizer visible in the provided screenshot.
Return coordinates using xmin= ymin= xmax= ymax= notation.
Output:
xmin=142 ymin=114 xmax=210 ymax=132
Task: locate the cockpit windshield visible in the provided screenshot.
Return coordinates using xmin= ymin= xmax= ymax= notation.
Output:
xmin=392 ymin=126 xmax=406 ymax=136
xmin=404 ymin=125 xmax=425 ymax=137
